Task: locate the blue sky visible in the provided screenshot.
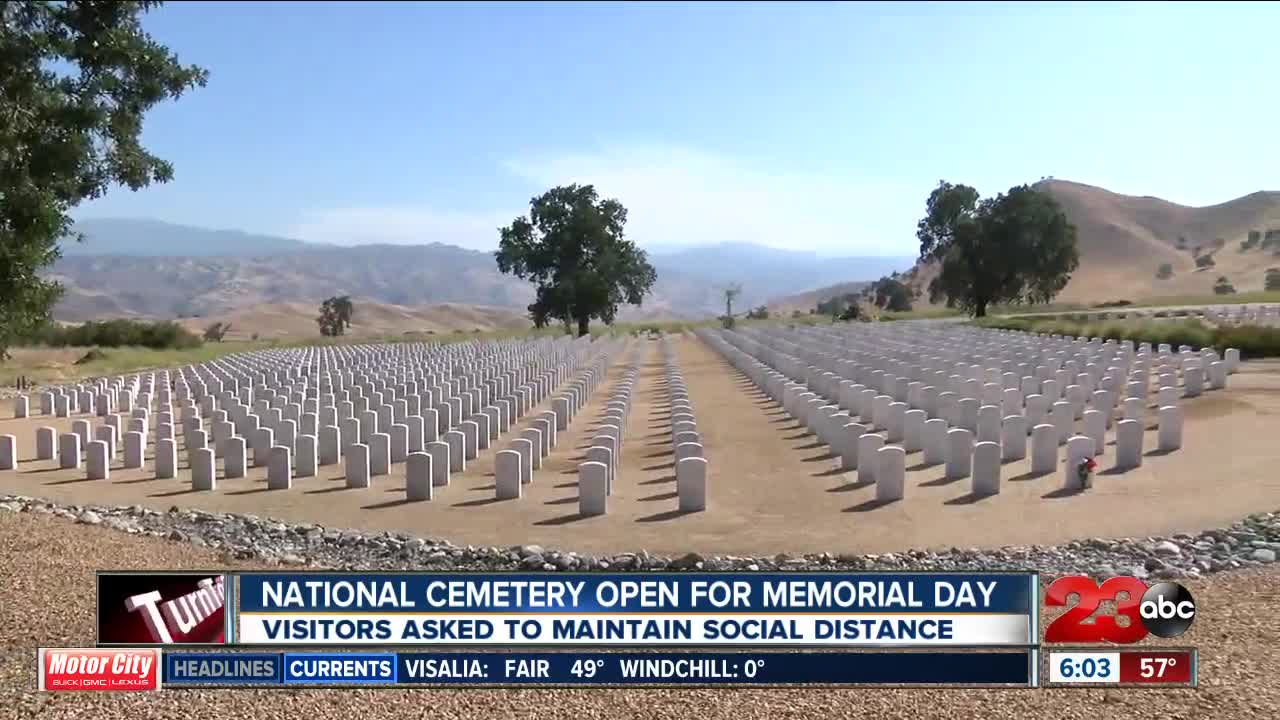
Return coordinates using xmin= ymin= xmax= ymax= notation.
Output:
xmin=76 ymin=1 xmax=1279 ymax=255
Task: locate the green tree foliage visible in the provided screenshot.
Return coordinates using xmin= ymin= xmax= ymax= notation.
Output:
xmin=916 ymin=181 xmax=1079 ymax=317
xmin=317 ymin=296 xmax=353 ymax=336
xmin=816 ymin=293 xmax=856 ymax=319
xmin=495 ymin=184 xmax=656 ymax=336
xmin=1156 ymin=263 xmax=1174 ymax=280
xmin=1266 ymin=268 xmax=1280 ymax=291
xmin=30 ymin=319 xmax=200 ymax=349
xmin=332 ymin=296 xmax=353 ymax=329
xmin=838 ymin=303 xmax=861 ymax=322
xmin=0 ymin=2 xmax=207 ymax=359
xmin=203 ymin=322 xmax=232 ymax=342
xmin=745 ymin=305 xmax=769 ymax=320
xmin=1195 ymin=254 xmax=1216 ymax=269
xmin=1213 ymin=276 xmax=1236 ymax=295
xmin=1176 ymin=236 xmax=1188 ymax=250
xmin=871 ymin=276 xmax=913 ymax=312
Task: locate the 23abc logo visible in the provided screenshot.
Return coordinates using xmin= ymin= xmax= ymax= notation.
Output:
xmin=1044 ymin=576 xmax=1197 ymax=643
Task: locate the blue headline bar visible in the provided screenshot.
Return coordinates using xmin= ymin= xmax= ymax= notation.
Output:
xmin=236 ymin=573 xmax=1034 ymax=614
xmin=162 ymin=650 xmax=1032 ymax=686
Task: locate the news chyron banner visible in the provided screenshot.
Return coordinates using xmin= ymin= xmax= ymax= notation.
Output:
xmin=234 ymin=572 xmax=1038 ymax=646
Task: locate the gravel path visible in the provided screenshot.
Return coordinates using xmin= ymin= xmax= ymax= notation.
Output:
xmin=2 ymin=500 xmax=1279 ymax=718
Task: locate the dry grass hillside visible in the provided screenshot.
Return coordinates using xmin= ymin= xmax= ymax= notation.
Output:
xmin=177 ymin=300 xmax=529 ymax=340
xmin=767 ymin=281 xmax=871 ymax=316
xmin=894 ymin=180 xmax=1280 ymax=306
xmin=1041 ymin=180 xmax=1280 ymax=302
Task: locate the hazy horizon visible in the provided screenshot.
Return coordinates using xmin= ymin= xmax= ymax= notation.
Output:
xmin=71 ymin=1 xmax=1280 ymax=255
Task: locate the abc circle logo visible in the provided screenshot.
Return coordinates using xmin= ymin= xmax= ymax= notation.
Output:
xmin=1044 ymin=576 xmax=1197 ymax=643
xmin=1139 ymin=582 xmax=1196 ymax=638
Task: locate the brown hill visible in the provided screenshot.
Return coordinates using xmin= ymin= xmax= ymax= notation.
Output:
xmin=1039 ymin=180 xmax=1280 ymax=301
xmin=767 ymin=281 xmax=872 ymax=316
xmin=178 ymin=300 xmax=529 ymax=340
xmin=896 ymin=180 xmax=1280 ymax=305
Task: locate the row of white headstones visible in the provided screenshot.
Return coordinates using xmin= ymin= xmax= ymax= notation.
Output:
xmin=697 ymin=322 xmax=1240 ymax=503
xmin=661 ymin=335 xmax=707 ymax=513
xmin=0 ymin=337 xmax=624 ymax=505
xmin=558 ymin=347 xmax=642 ymax=516
xmin=1114 ymin=303 xmax=1280 ymax=326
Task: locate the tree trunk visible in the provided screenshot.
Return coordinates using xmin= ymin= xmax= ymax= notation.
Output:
xmin=577 ymin=316 xmax=590 ymax=337
xmin=973 ymin=299 xmax=988 ymax=318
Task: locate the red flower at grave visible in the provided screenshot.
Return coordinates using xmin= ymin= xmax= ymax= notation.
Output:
xmin=1077 ymin=456 xmax=1097 ymax=485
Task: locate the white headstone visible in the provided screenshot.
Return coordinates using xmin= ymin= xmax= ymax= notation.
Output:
xmin=346 ymin=443 xmax=371 ymax=488
xmin=922 ymin=418 xmax=948 ymax=466
xmin=676 ymin=456 xmax=708 ymax=512
xmin=86 ymin=439 xmax=109 ymax=480
xmin=123 ymin=431 xmax=144 ymax=468
xmin=0 ymin=434 xmax=14 ymax=470
xmin=319 ymin=425 xmax=341 ymax=465
xmin=268 ymin=446 xmax=292 ymax=489
xmin=1051 ymin=401 xmax=1074 ymax=444
xmin=1115 ymin=418 xmax=1143 ymax=470
xmin=1030 ymin=423 xmax=1057 ymax=475
xmin=857 ymin=433 xmax=883 ymax=485
xmin=59 ymin=432 xmax=81 ymax=469
xmin=369 ymin=433 xmax=391 ymax=476
xmin=945 ymin=428 xmax=973 ymax=479
xmin=1001 ymin=415 xmax=1027 ymax=461
xmin=444 ymin=430 xmax=465 ymax=472
xmin=154 ymin=438 xmax=176 ymax=478
xmin=406 ymin=451 xmax=434 ymax=501
xmin=495 ymin=449 xmax=522 ymax=499
xmin=972 ymin=440 xmax=1001 ymax=496
xmin=224 ymin=436 xmax=247 ymax=479
xmin=841 ymin=423 xmax=866 ymax=469
xmin=191 ymin=447 xmax=216 ymax=490
xmin=902 ymin=410 xmax=926 ymax=453
xmin=36 ymin=426 xmax=56 ymax=460
xmin=875 ymin=445 xmax=905 ymax=502
xmin=296 ymin=434 xmax=318 ymax=477
xmin=427 ymin=441 xmax=450 ymax=487
xmin=1157 ymin=405 xmax=1182 ymax=452
xmin=578 ymin=461 xmax=608 ymax=516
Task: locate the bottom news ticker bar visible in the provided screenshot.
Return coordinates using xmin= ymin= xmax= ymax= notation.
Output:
xmin=152 ymin=650 xmax=1034 ymax=688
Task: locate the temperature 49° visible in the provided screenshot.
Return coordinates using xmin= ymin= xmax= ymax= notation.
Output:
xmin=570 ymin=659 xmax=605 ymax=678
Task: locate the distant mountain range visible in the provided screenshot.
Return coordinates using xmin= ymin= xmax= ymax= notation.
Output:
xmin=50 ymin=218 xmax=912 ymax=323
xmin=64 ymin=218 xmax=313 ymax=256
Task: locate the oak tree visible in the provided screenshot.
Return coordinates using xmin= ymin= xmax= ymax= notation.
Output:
xmin=0 ymin=2 xmax=207 ymax=358
xmin=496 ymin=185 xmax=656 ymax=336
xmin=916 ymin=181 xmax=1079 ymax=317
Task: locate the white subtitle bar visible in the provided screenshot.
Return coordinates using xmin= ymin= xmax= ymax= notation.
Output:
xmin=237 ymin=613 xmax=1032 ymax=646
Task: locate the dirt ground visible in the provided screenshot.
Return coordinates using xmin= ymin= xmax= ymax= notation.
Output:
xmin=1 ymin=336 xmax=1278 ymax=557
xmin=2 ymin=509 xmax=1278 ymax=718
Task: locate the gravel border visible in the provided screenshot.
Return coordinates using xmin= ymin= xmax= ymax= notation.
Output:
xmin=1 ymin=493 xmax=1276 ymax=578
